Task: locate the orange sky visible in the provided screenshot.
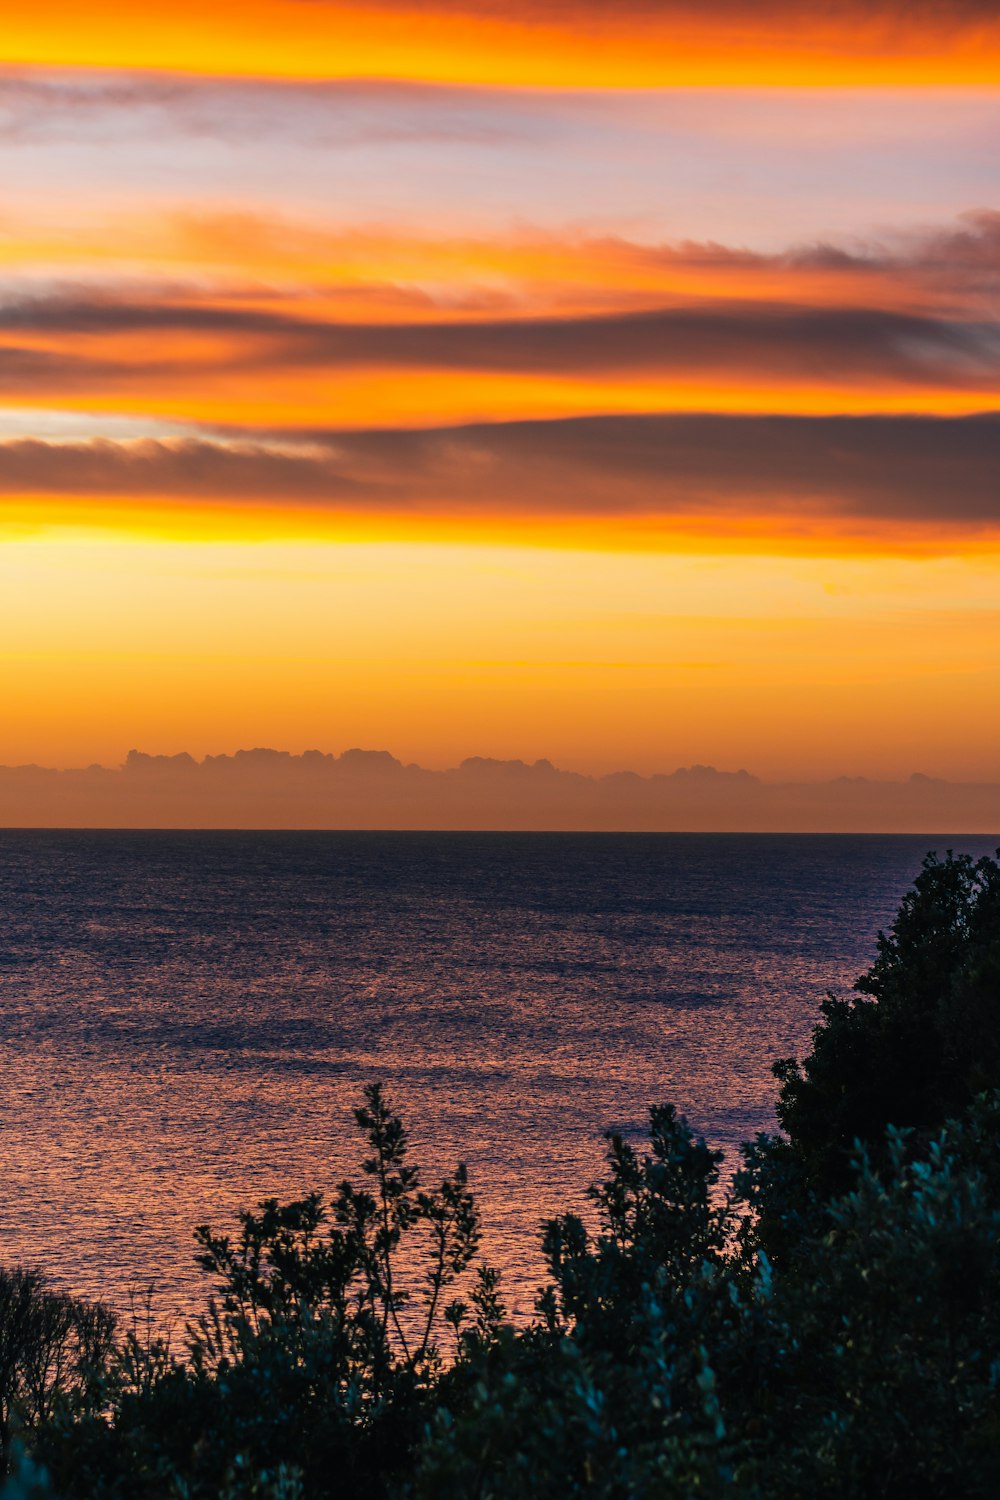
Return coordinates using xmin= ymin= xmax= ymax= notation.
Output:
xmin=5 ymin=1 xmax=1000 ymax=85
xmin=0 ymin=4 xmax=998 ymax=796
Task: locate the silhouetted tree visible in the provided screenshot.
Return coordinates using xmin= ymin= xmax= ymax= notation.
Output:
xmin=739 ymin=849 xmax=1000 ymax=1260
xmin=38 ymin=1084 xmax=484 ymax=1500
xmin=14 ymin=853 xmax=1000 ymax=1499
xmin=0 ymin=1268 xmax=113 ymax=1470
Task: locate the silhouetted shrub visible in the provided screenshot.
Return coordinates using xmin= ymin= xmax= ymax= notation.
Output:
xmin=12 ymin=851 xmax=1000 ymax=1498
xmin=37 ymin=1084 xmax=483 ymax=1500
xmin=0 ymin=1268 xmax=113 ymax=1470
xmin=409 ymin=1104 xmax=750 ymax=1498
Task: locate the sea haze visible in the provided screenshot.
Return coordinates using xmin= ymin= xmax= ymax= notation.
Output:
xmin=0 ymin=831 xmax=995 ymax=1321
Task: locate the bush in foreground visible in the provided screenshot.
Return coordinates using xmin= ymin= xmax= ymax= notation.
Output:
xmin=4 ymin=849 xmax=1000 ymax=1497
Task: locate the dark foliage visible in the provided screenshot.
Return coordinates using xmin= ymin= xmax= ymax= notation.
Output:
xmin=34 ymin=1084 xmax=481 ymax=1500
xmin=4 ymin=850 xmax=1000 ymax=1498
xmin=0 ymin=1269 xmax=114 ymax=1468
xmin=742 ymin=850 xmax=1000 ymax=1260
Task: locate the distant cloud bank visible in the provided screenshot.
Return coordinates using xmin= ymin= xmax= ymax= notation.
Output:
xmin=1 ymin=749 xmax=998 ymax=833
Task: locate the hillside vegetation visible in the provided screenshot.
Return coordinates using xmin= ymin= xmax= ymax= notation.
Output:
xmin=4 ymin=850 xmax=1000 ymax=1499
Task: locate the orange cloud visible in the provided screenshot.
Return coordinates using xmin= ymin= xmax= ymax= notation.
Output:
xmin=4 ymin=2 xmax=1000 ymax=85
xmin=1 ymin=414 xmax=998 ymax=556
xmin=3 ymin=11 xmax=996 ymax=790
xmin=87 ymin=211 xmax=1000 ymax=321
xmin=0 ymin=286 xmax=997 ymax=429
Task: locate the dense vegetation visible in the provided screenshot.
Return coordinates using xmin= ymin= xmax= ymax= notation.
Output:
xmin=4 ymin=849 xmax=1000 ymax=1498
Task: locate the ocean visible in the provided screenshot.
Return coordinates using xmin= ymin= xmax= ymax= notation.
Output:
xmin=0 ymin=830 xmax=995 ymax=1323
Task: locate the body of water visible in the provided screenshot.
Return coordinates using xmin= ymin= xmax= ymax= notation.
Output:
xmin=0 ymin=831 xmax=995 ymax=1322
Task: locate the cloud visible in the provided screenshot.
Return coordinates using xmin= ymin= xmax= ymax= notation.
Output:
xmin=6 ymin=1 xmax=1000 ymax=88
xmin=0 ymin=70 xmax=541 ymax=148
xmin=0 ymin=436 xmax=371 ymax=503
xmin=2 ymin=200 xmax=997 ymax=384
xmin=622 ymin=211 xmax=1000 ymax=310
xmin=0 ymin=289 xmax=997 ymax=395
xmin=279 ymin=304 xmax=1000 ymax=386
xmin=0 ymin=212 xmax=994 ymax=495
xmin=377 ymin=1 xmax=1000 ymax=16
xmin=2 ymin=746 xmax=999 ymax=832
xmin=8 ymin=208 xmax=992 ymax=324
xmin=1 ymin=413 xmax=998 ymax=528
xmin=73 ymin=209 xmax=1000 ymax=315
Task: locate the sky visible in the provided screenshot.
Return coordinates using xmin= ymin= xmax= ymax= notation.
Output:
xmin=1 ymin=1 xmax=999 ymax=793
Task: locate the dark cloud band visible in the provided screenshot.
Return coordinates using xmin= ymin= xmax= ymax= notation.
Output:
xmin=2 ymin=412 xmax=998 ymax=525
xmin=0 ymin=295 xmax=997 ymax=390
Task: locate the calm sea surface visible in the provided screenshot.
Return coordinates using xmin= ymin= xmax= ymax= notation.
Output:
xmin=0 ymin=831 xmax=995 ymax=1323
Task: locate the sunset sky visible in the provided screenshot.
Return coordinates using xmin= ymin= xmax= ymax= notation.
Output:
xmin=2 ymin=1 xmax=999 ymax=782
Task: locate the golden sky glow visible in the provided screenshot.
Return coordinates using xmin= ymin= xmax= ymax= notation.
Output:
xmin=4 ymin=2 xmax=1000 ymax=86
xmin=5 ymin=538 xmax=1000 ymax=781
xmin=0 ymin=5 xmax=998 ymax=800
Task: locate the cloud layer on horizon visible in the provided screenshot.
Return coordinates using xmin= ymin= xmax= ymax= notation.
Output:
xmin=2 ymin=747 xmax=998 ymax=834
